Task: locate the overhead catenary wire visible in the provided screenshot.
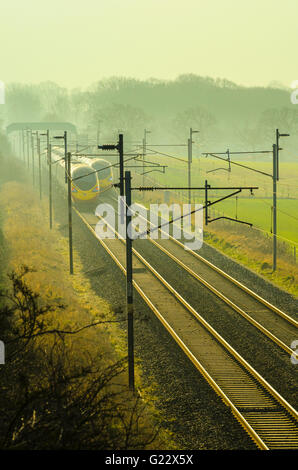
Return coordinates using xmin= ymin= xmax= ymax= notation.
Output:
xmin=137 ymin=164 xmax=298 ymax=248
xmin=204 ymin=153 xmax=273 ymax=178
xmin=145 ymin=147 xmax=188 ymax=163
xmin=256 ymin=197 xmax=298 ymax=222
xmin=209 ymin=194 xmax=298 ymax=224
xmin=207 ymin=200 xmax=298 ymax=246
xmin=72 ymin=154 xmax=142 ymax=182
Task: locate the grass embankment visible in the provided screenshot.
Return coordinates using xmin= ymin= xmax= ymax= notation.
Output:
xmin=0 ymin=180 xmax=175 ymax=449
xmin=204 ymin=221 xmax=298 ymax=297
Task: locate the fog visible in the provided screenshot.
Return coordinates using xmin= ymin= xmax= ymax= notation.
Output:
xmin=1 ymin=0 xmax=297 ymax=160
xmin=1 ymin=76 xmax=297 ymax=160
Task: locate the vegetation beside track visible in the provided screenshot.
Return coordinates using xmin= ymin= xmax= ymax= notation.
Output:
xmin=0 ymin=175 xmax=175 ymax=449
xmin=204 ymin=222 xmax=298 ymax=297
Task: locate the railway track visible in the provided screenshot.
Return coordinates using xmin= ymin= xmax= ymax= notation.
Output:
xmin=73 ymin=205 xmax=298 ymax=450
xmin=107 ymin=195 xmax=297 ymax=357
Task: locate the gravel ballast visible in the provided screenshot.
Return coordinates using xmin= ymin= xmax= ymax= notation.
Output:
xmin=52 ymin=189 xmax=297 ymax=450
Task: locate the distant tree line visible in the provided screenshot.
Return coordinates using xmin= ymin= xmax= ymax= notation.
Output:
xmin=1 ymin=75 xmax=297 ymax=158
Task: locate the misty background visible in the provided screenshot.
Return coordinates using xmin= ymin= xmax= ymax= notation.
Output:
xmin=1 ymin=0 xmax=297 ymax=159
xmin=0 ymin=76 xmax=297 ymax=160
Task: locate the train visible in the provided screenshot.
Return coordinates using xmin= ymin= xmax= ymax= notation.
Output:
xmin=50 ymin=147 xmax=114 ymax=203
xmin=78 ymin=156 xmax=113 ymax=192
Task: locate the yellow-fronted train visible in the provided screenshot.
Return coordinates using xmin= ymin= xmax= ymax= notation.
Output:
xmin=50 ymin=147 xmax=100 ymax=202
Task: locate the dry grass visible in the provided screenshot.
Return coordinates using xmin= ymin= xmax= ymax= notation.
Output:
xmin=204 ymin=220 xmax=298 ymax=297
xmin=0 ymin=180 xmax=176 ymax=449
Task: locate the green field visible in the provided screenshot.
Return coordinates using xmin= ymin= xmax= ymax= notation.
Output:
xmin=139 ymin=157 xmax=298 ymax=245
xmin=208 ymin=198 xmax=298 ymax=244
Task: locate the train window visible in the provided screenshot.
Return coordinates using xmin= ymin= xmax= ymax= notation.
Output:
xmin=72 ymin=166 xmax=97 ymax=190
xmin=92 ymin=160 xmax=112 ymax=180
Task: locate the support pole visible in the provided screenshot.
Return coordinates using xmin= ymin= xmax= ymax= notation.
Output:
xmin=119 ymin=134 xmax=125 ymax=224
xmin=119 ymin=134 xmax=124 ymax=196
xmin=125 ymin=170 xmax=134 ymax=391
xmin=46 ymin=129 xmax=50 ymax=160
xmin=276 ymin=129 xmax=279 ymax=181
xmin=142 ymin=133 xmax=146 ymax=187
xmin=22 ymin=129 xmax=25 ymax=162
xmin=37 ymin=133 xmax=42 ymax=199
xmin=26 ymin=129 xmax=30 ymax=169
xmin=64 ymin=131 xmax=68 ymax=183
xmin=235 ymin=195 xmax=238 ymax=220
xmin=19 ymin=131 xmax=22 ymax=159
xmin=275 ymin=129 xmax=290 ymax=184
xmin=67 ymin=152 xmax=74 ymax=274
xmin=31 ymin=130 xmax=35 ymax=185
xmin=48 ymin=143 xmax=52 ymax=230
xmin=188 ymin=137 xmax=192 ymax=205
xmin=227 ymin=148 xmax=231 ymax=172
xmin=205 ymin=179 xmax=209 ymax=226
xmin=273 ymin=143 xmax=277 ymax=271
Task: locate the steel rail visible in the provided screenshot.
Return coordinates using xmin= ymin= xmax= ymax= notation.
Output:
xmin=130 ymin=199 xmax=297 ymax=328
xmin=166 ymin=231 xmax=297 ymax=327
xmin=110 ymin=197 xmax=297 ymax=354
xmin=131 ymin=203 xmax=297 ymax=354
xmin=73 ymin=206 xmax=298 ymax=450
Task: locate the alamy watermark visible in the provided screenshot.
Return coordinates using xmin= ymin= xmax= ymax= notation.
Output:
xmin=0 ymin=81 xmax=5 ymax=104
xmin=290 ymin=80 xmax=298 ymax=104
xmin=94 ymin=198 xmax=203 ymax=251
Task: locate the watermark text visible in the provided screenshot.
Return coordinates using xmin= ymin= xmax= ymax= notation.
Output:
xmin=95 ymin=199 xmax=203 ymax=251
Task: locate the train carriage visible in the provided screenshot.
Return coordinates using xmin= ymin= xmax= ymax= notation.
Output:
xmin=51 ymin=147 xmax=99 ymax=202
xmin=77 ymin=156 xmax=113 ymax=193
xmin=89 ymin=158 xmax=113 ymax=192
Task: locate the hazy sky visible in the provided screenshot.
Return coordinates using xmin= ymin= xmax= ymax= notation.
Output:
xmin=1 ymin=0 xmax=297 ymax=89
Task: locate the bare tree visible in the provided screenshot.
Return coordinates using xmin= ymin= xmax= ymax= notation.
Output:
xmin=0 ymin=267 xmax=160 ymax=450
xmin=171 ymin=106 xmax=217 ymax=145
